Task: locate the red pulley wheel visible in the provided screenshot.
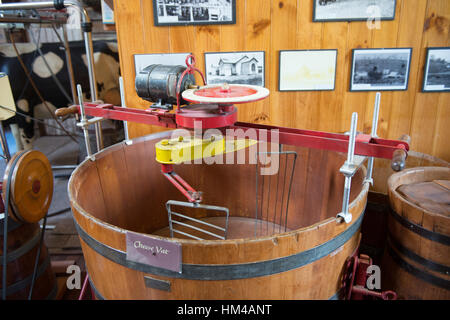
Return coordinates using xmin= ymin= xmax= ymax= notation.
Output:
xmin=178 ymin=84 xmax=269 ymax=129
xmin=182 ymin=84 xmax=269 ymax=105
xmin=176 ymin=104 xmax=237 ymax=129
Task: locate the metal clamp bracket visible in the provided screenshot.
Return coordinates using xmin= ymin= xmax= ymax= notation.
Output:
xmin=337 ymin=112 xmax=363 ymax=224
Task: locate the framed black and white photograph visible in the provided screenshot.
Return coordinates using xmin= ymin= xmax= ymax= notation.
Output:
xmin=204 ymin=51 xmax=265 ymax=86
xmin=134 ymin=52 xmax=191 ymax=75
xmin=313 ymin=0 xmax=396 ymax=22
xmin=152 ymin=0 xmax=236 ymax=26
xmin=350 ymin=48 xmax=412 ymax=91
xmin=279 ymin=50 xmax=337 ymax=91
xmin=422 ymin=47 xmax=450 ymax=92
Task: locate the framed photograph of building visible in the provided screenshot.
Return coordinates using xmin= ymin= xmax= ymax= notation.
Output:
xmin=204 ymin=51 xmax=265 ymax=86
xmin=350 ymin=48 xmax=412 ymax=91
xmin=278 ymin=50 xmax=337 ymax=91
xmin=313 ymin=0 xmax=396 ymax=22
xmin=133 ymin=52 xmax=191 ymax=75
xmin=422 ymin=47 xmax=450 ymax=93
xmin=153 ymin=0 xmax=236 ymax=26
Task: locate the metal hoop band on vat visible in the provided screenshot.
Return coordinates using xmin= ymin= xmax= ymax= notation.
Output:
xmin=74 ymin=210 xmax=364 ymax=281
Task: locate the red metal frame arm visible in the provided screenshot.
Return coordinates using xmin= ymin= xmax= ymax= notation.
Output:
xmin=78 ymin=103 xmax=178 ymax=128
xmin=67 ymin=103 xmax=409 ymax=160
xmin=230 ymin=122 xmax=409 ymax=160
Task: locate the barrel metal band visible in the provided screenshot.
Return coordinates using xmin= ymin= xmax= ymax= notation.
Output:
xmin=0 ymin=231 xmax=40 ymax=263
xmin=328 ymin=287 xmax=344 ymax=300
xmin=5 ymin=254 xmax=51 ymax=296
xmin=74 ymin=210 xmax=363 ymax=281
xmin=0 ymin=218 xmax=22 ymax=235
xmin=386 ymin=243 xmax=450 ymax=290
xmin=45 ymin=282 xmax=58 ymax=300
xmin=389 ymin=208 xmax=450 ymax=246
xmin=88 ymin=278 xmax=105 ymax=300
xmin=387 ymin=234 xmax=450 ymax=275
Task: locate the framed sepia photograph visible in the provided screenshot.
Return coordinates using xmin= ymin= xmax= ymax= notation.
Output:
xmin=204 ymin=51 xmax=265 ymax=86
xmin=278 ymin=49 xmax=337 ymax=91
xmin=313 ymin=0 xmax=396 ymax=22
xmin=350 ymin=48 xmax=412 ymax=91
xmin=422 ymin=47 xmax=450 ymax=93
xmin=153 ymin=0 xmax=236 ymax=26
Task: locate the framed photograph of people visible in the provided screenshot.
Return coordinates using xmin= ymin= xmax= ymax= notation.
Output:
xmin=422 ymin=47 xmax=450 ymax=92
xmin=278 ymin=49 xmax=337 ymax=91
xmin=153 ymin=0 xmax=236 ymax=26
xmin=204 ymin=51 xmax=265 ymax=86
xmin=313 ymin=0 xmax=396 ymax=22
xmin=350 ymin=48 xmax=412 ymax=91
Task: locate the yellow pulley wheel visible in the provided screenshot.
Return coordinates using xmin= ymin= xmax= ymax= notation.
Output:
xmin=2 ymin=150 xmax=53 ymax=223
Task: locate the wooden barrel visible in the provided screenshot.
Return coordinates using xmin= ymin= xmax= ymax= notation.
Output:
xmin=361 ymin=152 xmax=449 ymax=261
xmin=382 ymin=167 xmax=450 ymax=299
xmin=69 ymin=131 xmax=369 ymax=300
xmin=0 ymin=218 xmax=57 ymax=299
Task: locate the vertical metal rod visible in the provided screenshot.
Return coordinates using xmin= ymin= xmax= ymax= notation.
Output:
xmin=83 ymin=30 xmax=103 ymax=152
xmin=265 ymin=172 xmax=270 ymax=236
xmin=339 ymin=112 xmax=358 ymax=224
xmin=272 ymin=160 xmax=281 ymax=235
xmin=347 ymin=112 xmax=358 ymax=165
xmin=168 ymin=210 xmax=174 ymax=238
xmin=340 ymin=177 xmax=352 ymax=221
xmin=66 ymin=1 xmax=103 ymax=150
xmin=283 ymin=152 xmax=297 ymax=232
xmin=366 ymin=92 xmax=381 ymax=184
xmin=224 ymin=208 xmax=229 ymax=240
xmin=278 ymin=153 xmax=288 ymax=234
xmin=119 ymin=77 xmax=129 ymax=141
xmin=77 ymin=84 xmax=92 ymax=158
xmin=371 ymin=92 xmax=381 ymax=137
xmin=0 ymin=122 xmax=11 ymax=162
xmin=61 ymin=24 xmax=77 ymax=104
xmin=254 ymin=160 xmax=259 ymax=238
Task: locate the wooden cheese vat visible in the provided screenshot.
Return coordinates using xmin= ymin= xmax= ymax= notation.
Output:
xmin=68 ymin=131 xmax=369 ymax=299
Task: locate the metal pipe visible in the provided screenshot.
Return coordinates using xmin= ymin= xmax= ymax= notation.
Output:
xmin=61 ymin=24 xmax=77 ymax=104
xmin=0 ymin=1 xmax=55 ymax=10
xmin=64 ymin=0 xmax=103 ymax=151
xmin=0 ymin=16 xmax=67 ymax=24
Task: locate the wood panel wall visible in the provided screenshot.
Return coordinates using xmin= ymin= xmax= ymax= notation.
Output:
xmin=113 ymin=0 xmax=450 ymax=161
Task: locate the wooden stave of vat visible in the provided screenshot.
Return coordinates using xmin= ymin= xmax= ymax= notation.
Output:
xmin=382 ymin=166 xmax=450 ymax=299
xmin=69 ymin=131 xmax=369 ymax=300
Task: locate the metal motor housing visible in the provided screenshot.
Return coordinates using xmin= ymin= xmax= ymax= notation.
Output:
xmin=135 ymin=64 xmax=195 ymax=107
